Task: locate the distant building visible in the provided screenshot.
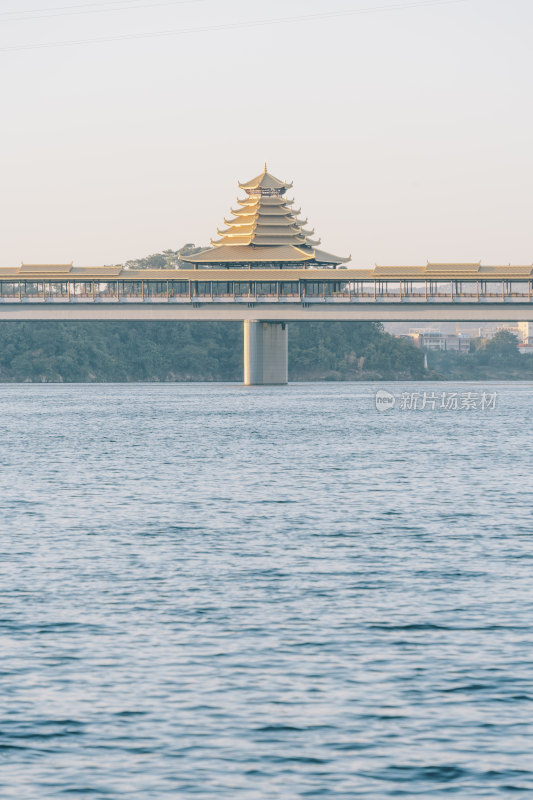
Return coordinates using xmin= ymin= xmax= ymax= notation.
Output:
xmin=400 ymin=330 xmax=470 ymax=353
xmin=517 ymin=322 xmax=533 ymax=345
xmin=477 ymin=323 xmax=522 ymax=340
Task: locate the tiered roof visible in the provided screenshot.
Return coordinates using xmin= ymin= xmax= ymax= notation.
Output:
xmin=182 ymin=165 xmax=350 ymax=267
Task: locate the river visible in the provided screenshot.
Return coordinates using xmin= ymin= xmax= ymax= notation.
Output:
xmin=1 ymin=382 xmax=532 ymax=798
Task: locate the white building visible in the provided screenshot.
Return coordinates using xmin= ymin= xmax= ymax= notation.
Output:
xmin=401 ymin=330 xmax=471 ymax=353
xmin=478 ymin=323 xmax=522 ymax=340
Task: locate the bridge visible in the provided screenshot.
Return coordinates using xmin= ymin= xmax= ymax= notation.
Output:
xmin=1 ymin=262 xmax=532 ymax=383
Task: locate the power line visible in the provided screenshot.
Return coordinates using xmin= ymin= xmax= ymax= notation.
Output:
xmin=0 ymin=0 xmax=192 ymax=16
xmin=0 ymin=0 xmax=468 ymax=54
xmin=1 ymin=0 xmax=205 ymax=23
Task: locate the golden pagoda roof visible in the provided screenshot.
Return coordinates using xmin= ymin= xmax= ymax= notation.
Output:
xmin=238 ymin=164 xmax=293 ymax=192
xmin=312 ymin=248 xmax=350 ymax=265
xmin=192 ymin=244 xmax=315 ymax=263
xmin=255 ymin=216 xmax=296 ymax=226
xmin=217 ymin=226 xmax=254 ymax=236
xmin=254 ymin=239 xmax=307 ymax=247
xmin=211 ymin=235 xmax=251 ymax=246
xmin=181 ymin=166 xmax=350 ymax=267
xmin=224 ymin=215 xmax=255 ymax=225
xmin=238 ymin=195 xmax=294 ymax=207
xmin=232 ymin=204 xmax=290 ymax=217
xmin=254 ymin=225 xmax=301 ymax=236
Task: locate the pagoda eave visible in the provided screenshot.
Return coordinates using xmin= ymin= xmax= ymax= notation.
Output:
xmin=238 ymin=167 xmax=293 ymax=193
xmin=182 ymin=244 xmax=317 ymax=264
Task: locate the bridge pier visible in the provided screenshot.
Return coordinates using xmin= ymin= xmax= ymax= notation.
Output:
xmin=243 ymin=321 xmax=288 ymax=385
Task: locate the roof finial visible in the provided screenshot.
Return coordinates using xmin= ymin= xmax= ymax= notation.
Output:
xmin=264 ymin=162 xmax=268 ymax=173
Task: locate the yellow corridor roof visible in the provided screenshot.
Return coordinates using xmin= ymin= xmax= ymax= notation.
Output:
xmin=0 ymin=262 xmax=532 ymax=278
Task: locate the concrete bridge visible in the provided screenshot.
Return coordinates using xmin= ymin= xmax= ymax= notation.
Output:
xmin=1 ymin=263 xmax=532 ymax=383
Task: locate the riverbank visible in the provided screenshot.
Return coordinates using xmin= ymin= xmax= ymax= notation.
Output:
xmin=0 ymin=320 xmax=531 ymax=382
xmin=0 ymin=320 xmax=425 ymax=382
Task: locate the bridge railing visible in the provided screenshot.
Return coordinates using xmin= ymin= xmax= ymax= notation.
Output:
xmin=0 ymin=279 xmax=531 ymax=303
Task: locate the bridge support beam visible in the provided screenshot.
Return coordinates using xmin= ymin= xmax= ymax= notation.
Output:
xmin=243 ymin=321 xmax=288 ymax=385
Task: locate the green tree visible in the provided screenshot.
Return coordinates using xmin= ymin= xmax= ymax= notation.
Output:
xmin=124 ymin=245 xmax=205 ymax=271
xmin=482 ymin=330 xmax=520 ymax=360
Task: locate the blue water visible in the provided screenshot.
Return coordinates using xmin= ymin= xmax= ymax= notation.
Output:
xmin=1 ymin=382 xmax=532 ymax=799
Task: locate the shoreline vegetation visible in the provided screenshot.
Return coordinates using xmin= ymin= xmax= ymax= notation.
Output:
xmin=0 ymin=321 xmax=531 ymax=384
xmin=0 ymin=250 xmax=531 ymax=383
xmin=0 ymin=320 xmax=423 ymax=383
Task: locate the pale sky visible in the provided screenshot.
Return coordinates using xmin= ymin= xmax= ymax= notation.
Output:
xmin=0 ymin=0 xmax=531 ymax=268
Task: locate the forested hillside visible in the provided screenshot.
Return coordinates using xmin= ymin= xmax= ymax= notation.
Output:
xmin=0 ymin=321 xmax=425 ymax=382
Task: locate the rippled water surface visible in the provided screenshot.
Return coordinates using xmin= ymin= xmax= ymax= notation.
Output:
xmin=1 ymin=382 xmax=532 ymax=799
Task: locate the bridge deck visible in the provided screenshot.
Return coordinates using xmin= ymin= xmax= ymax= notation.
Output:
xmin=0 ymin=268 xmax=531 ymax=320
xmin=0 ymin=302 xmax=532 ymax=322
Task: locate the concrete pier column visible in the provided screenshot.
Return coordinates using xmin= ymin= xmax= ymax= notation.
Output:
xmin=243 ymin=321 xmax=288 ymax=385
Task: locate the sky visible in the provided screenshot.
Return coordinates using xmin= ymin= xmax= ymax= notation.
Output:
xmin=0 ymin=0 xmax=531 ymax=268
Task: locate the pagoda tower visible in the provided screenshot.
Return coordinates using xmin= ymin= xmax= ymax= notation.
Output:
xmin=182 ymin=166 xmax=349 ymax=385
xmin=182 ymin=165 xmax=349 ymax=269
